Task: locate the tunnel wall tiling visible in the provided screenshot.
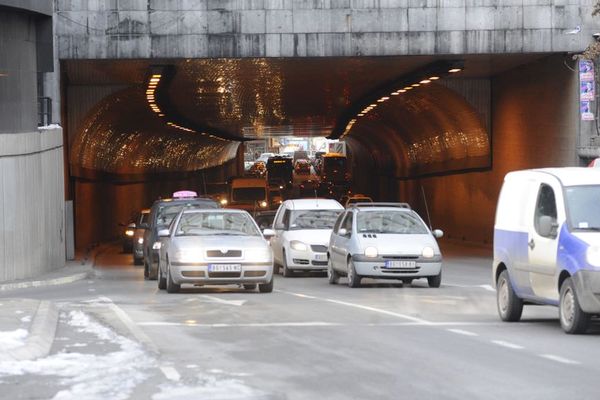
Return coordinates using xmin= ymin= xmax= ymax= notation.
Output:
xmin=69 ymin=88 xmax=240 ymax=177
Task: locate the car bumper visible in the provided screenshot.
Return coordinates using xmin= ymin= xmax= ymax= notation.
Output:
xmin=572 ymin=270 xmax=600 ymax=314
xmin=352 ymin=255 xmax=442 ymax=278
xmin=170 ymin=262 xmax=274 ymax=285
xmin=286 ymin=248 xmax=329 ymax=270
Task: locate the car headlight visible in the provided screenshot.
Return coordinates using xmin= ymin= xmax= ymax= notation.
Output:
xmin=422 ymin=247 xmax=435 ymax=259
xmin=137 ymin=238 xmax=144 ymax=244
xmin=174 ymin=249 xmax=203 ymax=263
xmin=220 ymin=198 xmax=228 ymax=206
xmin=586 ymin=246 xmax=600 ymax=267
xmin=245 ymin=248 xmax=272 ymax=261
xmin=364 ymin=246 xmax=378 ymax=258
xmin=125 ymin=230 xmax=134 ymax=237
xmin=260 ymin=201 xmax=268 ymax=208
xmin=290 ymin=240 xmax=308 ymax=251
xmin=152 ymin=242 xmax=162 ymax=250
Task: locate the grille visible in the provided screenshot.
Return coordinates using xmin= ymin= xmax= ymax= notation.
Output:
xmin=382 ymin=255 xmax=419 ymax=260
xmin=311 ymin=261 xmax=328 ymax=266
xmin=292 ymin=259 xmax=310 ymax=265
xmin=208 ymin=271 xmax=242 ymax=278
xmin=181 ymin=271 xmax=206 ymax=278
xmin=310 ymin=245 xmax=328 ymax=253
xmin=380 ymin=267 xmax=421 ymax=274
xmin=245 ymin=271 xmax=266 ymax=277
xmin=206 ymin=250 xmax=242 ymax=258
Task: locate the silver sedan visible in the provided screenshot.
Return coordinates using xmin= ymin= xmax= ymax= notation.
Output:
xmin=157 ymin=209 xmax=274 ymax=293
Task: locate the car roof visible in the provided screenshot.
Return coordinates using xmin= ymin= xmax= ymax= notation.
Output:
xmin=182 ymin=208 xmax=249 ymax=215
xmin=507 ymin=167 xmax=600 ymax=187
xmin=152 ymin=197 xmax=217 ymax=207
xmin=285 ymin=198 xmax=343 ymax=210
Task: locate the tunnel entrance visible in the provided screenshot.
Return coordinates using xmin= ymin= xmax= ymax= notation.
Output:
xmin=62 ymin=53 xmax=573 ymax=248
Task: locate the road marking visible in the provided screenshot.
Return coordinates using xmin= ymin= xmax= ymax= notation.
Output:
xmin=491 ymin=340 xmax=524 ymax=350
xmin=447 ymin=329 xmax=478 ymax=337
xmin=199 ymin=295 xmax=247 ymax=306
xmin=445 ymin=283 xmax=495 ymax=292
xmin=275 ymin=289 xmax=431 ymax=325
xmin=539 ymin=354 xmax=581 ymax=365
xmin=138 ymin=321 xmax=342 ymax=327
xmin=160 ymin=366 xmax=181 ymax=381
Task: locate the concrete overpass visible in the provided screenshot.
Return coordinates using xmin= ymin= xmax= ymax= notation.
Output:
xmin=1 ymin=0 xmax=599 ymax=280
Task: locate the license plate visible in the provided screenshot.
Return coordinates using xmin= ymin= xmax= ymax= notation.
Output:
xmin=208 ymin=264 xmax=242 ymax=272
xmin=384 ymin=260 xmax=416 ymax=269
xmin=314 ymin=254 xmax=328 ymax=261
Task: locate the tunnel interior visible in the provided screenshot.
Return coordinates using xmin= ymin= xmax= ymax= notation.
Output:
xmin=63 ymin=53 xmax=577 ymax=248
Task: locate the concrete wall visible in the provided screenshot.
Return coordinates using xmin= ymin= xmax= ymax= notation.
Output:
xmin=0 ymin=3 xmax=66 ymax=281
xmin=54 ymin=0 xmax=595 ymax=59
xmin=396 ymin=54 xmax=578 ymax=246
xmin=0 ymin=129 xmax=66 ymax=281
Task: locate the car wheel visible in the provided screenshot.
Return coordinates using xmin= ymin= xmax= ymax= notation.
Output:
xmin=282 ymin=250 xmax=294 ymax=277
xmin=327 ymin=258 xmax=339 ymax=284
xmin=559 ymin=277 xmax=591 ymax=334
xmin=243 ymin=284 xmax=257 ymax=291
xmin=496 ymin=270 xmax=523 ymax=322
xmin=157 ymin=262 xmax=166 ymax=290
xmin=259 ymin=277 xmax=274 ymax=293
xmin=347 ymin=258 xmax=361 ymax=288
xmin=273 ymin=262 xmax=280 ymax=275
xmin=166 ymin=264 xmax=180 ymax=294
xmin=427 ymin=272 xmax=442 ymax=288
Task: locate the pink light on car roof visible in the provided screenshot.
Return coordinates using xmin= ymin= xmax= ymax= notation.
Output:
xmin=172 ymin=190 xmax=197 ymax=199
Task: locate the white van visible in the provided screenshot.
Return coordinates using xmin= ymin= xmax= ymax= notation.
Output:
xmin=270 ymin=199 xmax=344 ymax=277
xmin=493 ymin=168 xmax=600 ymax=334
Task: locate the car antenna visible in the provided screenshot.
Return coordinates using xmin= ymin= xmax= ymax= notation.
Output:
xmin=420 ymin=184 xmax=432 ymax=230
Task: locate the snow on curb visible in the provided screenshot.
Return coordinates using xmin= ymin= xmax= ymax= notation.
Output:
xmin=0 ymin=272 xmax=90 ymax=292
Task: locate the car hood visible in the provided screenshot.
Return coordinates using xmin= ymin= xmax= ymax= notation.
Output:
xmin=358 ymin=234 xmax=440 ymax=255
xmin=571 ymin=232 xmax=600 ymax=246
xmin=172 ymin=235 xmax=268 ymax=250
xmin=284 ymin=229 xmax=333 ymax=246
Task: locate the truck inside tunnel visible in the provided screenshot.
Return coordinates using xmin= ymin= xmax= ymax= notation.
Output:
xmin=62 ymin=53 xmax=581 ymax=249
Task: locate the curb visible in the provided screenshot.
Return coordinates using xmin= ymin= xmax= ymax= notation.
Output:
xmin=0 ymin=301 xmax=59 ymax=362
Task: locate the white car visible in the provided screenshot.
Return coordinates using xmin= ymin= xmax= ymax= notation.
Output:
xmin=270 ymin=199 xmax=344 ymax=276
xmin=328 ymin=203 xmax=444 ymax=288
xmin=157 ymin=209 xmax=274 ymax=293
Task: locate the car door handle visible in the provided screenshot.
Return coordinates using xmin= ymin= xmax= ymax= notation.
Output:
xmin=528 ymin=238 xmax=535 ymax=250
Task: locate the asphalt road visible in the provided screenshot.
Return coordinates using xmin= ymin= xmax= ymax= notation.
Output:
xmin=1 ymin=242 xmax=599 ymax=399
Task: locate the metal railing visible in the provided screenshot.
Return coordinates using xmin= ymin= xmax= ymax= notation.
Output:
xmin=37 ymin=97 xmax=52 ymax=126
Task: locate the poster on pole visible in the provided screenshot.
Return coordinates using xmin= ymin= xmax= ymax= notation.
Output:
xmin=581 ymin=101 xmax=594 ymax=121
xmin=580 ymin=60 xmax=595 ymax=81
xmin=580 ymin=60 xmax=596 ymax=119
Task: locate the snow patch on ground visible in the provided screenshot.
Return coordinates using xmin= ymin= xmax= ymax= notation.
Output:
xmin=152 ymin=375 xmax=260 ymax=400
xmin=0 ymin=329 xmax=28 ymax=351
xmin=20 ymin=316 xmax=32 ymax=323
xmin=0 ymin=310 xmax=155 ymax=400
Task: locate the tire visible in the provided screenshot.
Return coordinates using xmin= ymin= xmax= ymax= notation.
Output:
xmin=427 ymin=272 xmax=442 ymax=288
xmin=166 ymin=264 xmax=180 ymax=293
xmin=347 ymin=258 xmax=361 ymax=288
xmin=559 ymin=277 xmax=591 ymax=334
xmin=243 ymin=284 xmax=257 ymax=290
xmin=273 ymin=263 xmax=280 ymax=275
xmin=496 ymin=270 xmax=523 ymax=322
xmin=282 ymin=250 xmax=294 ymax=277
xmin=327 ymin=258 xmax=339 ymax=284
xmin=157 ymin=262 xmax=166 ymax=290
xmin=259 ymin=278 xmax=274 ymax=293
xmin=144 ymin=260 xmax=150 ymax=280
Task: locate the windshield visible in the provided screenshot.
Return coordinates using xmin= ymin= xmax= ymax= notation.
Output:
xmin=139 ymin=212 xmax=149 ymax=225
xmin=565 ymin=185 xmax=600 ymax=230
xmin=356 ymin=210 xmax=428 ymax=234
xmin=232 ymin=187 xmax=266 ymax=202
xmin=289 ymin=209 xmax=342 ymax=230
xmin=175 ymin=212 xmax=260 ymax=236
xmin=156 ymin=202 xmax=216 ymax=227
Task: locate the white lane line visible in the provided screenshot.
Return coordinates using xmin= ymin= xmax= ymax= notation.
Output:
xmin=447 ymin=329 xmax=478 ymax=337
xmin=444 ymin=283 xmax=495 ymax=292
xmin=103 ymin=300 xmax=160 ymax=354
xmin=491 ymin=340 xmax=524 ymax=350
xmin=138 ymin=321 xmax=504 ymax=328
xmin=160 ymin=366 xmax=181 ymax=381
xmin=539 ymin=354 xmax=581 ymax=365
xmin=275 ymin=289 xmax=431 ymax=325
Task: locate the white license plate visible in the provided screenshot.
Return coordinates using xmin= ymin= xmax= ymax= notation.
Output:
xmin=384 ymin=260 xmax=416 ymax=269
xmin=208 ymin=264 xmax=242 ymax=272
xmin=314 ymin=254 xmax=328 ymax=261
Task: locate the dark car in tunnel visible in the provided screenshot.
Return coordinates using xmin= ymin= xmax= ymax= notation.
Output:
xmin=142 ymin=193 xmax=219 ymax=280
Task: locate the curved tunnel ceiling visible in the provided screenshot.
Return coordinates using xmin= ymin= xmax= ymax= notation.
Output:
xmin=70 ymin=87 xmax=239 ymax=178
xmin=63 ymin=54 xmax=539 ymax=179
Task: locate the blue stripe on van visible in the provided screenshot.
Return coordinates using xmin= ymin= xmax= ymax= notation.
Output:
xmin=557 ymin=224 xmax=588 ymax=275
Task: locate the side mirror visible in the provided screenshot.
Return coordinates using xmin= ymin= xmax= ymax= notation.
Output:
xmin=338 ymin=228 xmax=348 ymax=236
xmin=263 ymin=229 xmax=275 ymax=238
xmin=432 ymin=229 xmax=444 ymax=239
xmin=157 ymin=229 xmax=170 ymax=238
xmin=128 ymin=222 xmax=136 ymax=229
xmin=538 ymin=216 xmax=558 ymax=238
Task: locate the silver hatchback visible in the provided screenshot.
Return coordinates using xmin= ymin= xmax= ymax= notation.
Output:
xmin=328 ymin=203 xmax=444 ymax=288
